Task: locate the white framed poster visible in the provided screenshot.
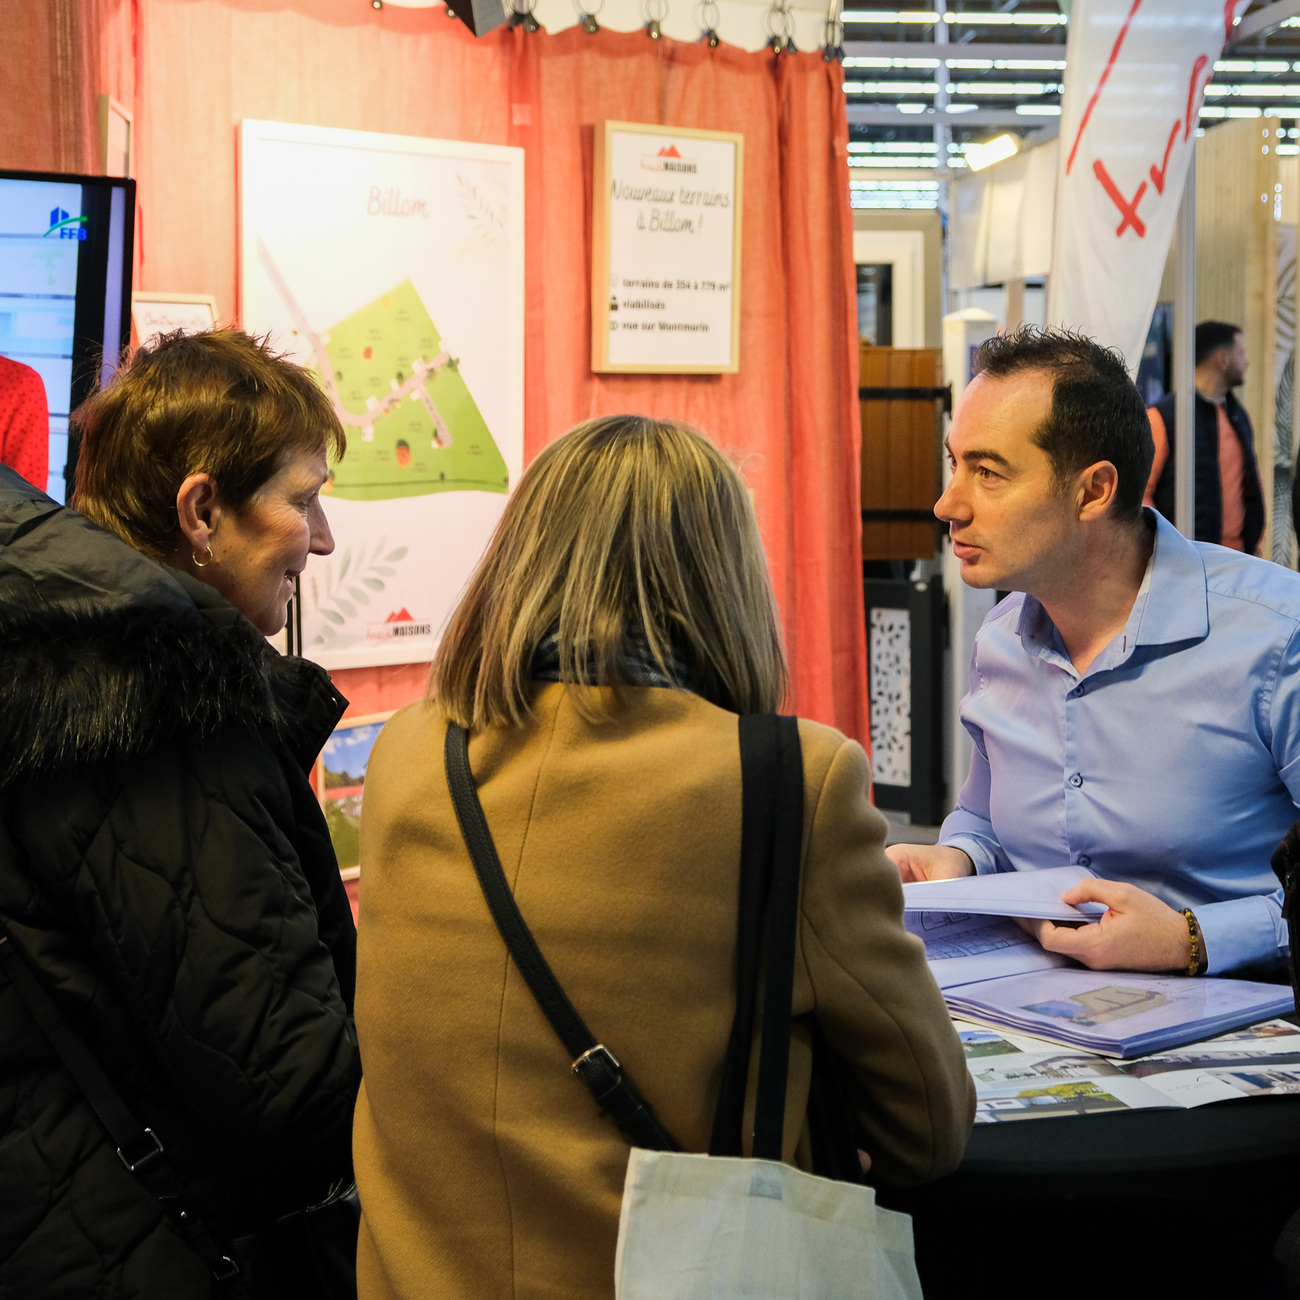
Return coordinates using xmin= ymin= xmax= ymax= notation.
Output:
xmin=592 ymin=121 xmax=743 ymax=375
xmin=239 ymin=120 xmax=524 ymax=670
xmin=131 ymin=292 xmax=218 ymax=347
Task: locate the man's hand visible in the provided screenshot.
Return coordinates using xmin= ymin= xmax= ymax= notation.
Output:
xmin=1021 ymin=879 xmax=1194 ymax=973
xmin=885 ymin=843 xmax=975 ymax=884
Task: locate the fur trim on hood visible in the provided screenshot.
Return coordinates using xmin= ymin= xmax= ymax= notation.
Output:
xmin=0 ymin=466 xmax=345 ymax=786
xmin=0 ymin=599 xmax=330 ymax=787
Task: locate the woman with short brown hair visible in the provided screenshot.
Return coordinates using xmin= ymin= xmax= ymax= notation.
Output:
xmin=0 ymin=329 xmax=359 ymax=1297
xmin=353 ymin=414 xmax=973 ymax=1300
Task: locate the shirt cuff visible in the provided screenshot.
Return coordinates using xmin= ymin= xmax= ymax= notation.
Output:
xmin=1194 ymin=896 xmax=1287 ymax=975
xmin=937 ymin=833 xmax=1004 ymax=877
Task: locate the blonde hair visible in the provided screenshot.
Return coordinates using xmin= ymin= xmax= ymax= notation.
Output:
xmin=432 ymin=414 xmax=787 ymax=728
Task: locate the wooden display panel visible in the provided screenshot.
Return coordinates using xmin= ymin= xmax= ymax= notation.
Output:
xmin=860 ymin=344 xmax=942 ymax=561
xmin=1192 ymin=117 xmax=1279 ymax=557
xmin=592 ymin=121 xmax=743 ymax=374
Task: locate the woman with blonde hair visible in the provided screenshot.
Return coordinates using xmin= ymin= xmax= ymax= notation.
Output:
xmin=353 ymin=414 xmax=973 ymax=1300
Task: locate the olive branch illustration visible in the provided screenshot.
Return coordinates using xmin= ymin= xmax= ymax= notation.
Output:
xmin=457 ymin=173 xmax=507 ymax=247
xmin=308 ymin=539 xmax=409 ymax=645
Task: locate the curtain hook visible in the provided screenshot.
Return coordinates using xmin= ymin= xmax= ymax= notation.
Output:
xmin=575 ymin=0 xmax=603 ymax=33
xmin=765 ymin=0 xmax=796 ymax=54
xmin=821 ymin=0 xmax=842 ymax=61
xmin=698 ymin=0 xmax=720 ymax=45
xmin=643 ymin=0 xmax=667 ymax=39
xmin=510 ymin=0 xmax=541 ymax=32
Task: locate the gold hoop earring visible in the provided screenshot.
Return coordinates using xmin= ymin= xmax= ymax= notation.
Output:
xmin=192 ymin=546 xmax=214 ymax=569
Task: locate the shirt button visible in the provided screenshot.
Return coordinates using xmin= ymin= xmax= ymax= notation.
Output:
xmin=1078 ymin=854 xmax=1091 ymax=867
xmin=1075 ymin=682 xmax=1086 ymax=696
xmin=1069 ymin=772 xmax=1084 ymax=787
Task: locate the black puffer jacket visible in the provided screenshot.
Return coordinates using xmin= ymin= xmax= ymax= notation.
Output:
xmin=0 ymin=466 xmax=361 ymax=1297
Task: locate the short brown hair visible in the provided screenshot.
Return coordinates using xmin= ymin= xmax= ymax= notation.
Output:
xmin=431 ymin=414 xmax=787 ymax=728
xmin=973 ymin=326 xmax=1153 ymax=526
xmin=73 ymin=329 xmax=345 ymax=558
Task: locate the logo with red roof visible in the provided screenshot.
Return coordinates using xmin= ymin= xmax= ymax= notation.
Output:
xmin=368 ymin=607 xmax=432 ymax=641
xmin=640 ymin=141 xmax=698 ymax=174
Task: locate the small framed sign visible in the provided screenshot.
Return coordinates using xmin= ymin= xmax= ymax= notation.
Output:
xmin=591 ymin=121 xmax=743 ymax=375
xmin=131 ymin=292 xmax=219 ymax=348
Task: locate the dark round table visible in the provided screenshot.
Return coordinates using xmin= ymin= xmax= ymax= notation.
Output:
xmin=878 ymin=1096 xmax=1300 ymax=1299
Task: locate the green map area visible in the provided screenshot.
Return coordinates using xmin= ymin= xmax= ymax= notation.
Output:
xmin=313 ymin=279 xmax=509 ymax=502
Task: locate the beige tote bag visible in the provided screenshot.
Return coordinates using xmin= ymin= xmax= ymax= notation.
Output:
xmin=614 ymin=1149 xmax=922 ymax=1300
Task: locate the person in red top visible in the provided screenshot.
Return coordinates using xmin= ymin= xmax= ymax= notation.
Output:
xmin=0 ymin=356 xmax=49 ymax=493
xmin=1143 ymin=321 xmax=1263 ymax=554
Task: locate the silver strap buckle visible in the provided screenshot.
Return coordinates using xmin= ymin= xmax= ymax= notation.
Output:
xmin=572 ymin=1043 xmax=620 ymax=1076
xmin=117 ymin=1127 xmax=164 ymax=1173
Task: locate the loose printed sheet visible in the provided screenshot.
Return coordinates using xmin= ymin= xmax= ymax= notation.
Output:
xmin=958 ymin=1018 xmax=1300 ymax=1123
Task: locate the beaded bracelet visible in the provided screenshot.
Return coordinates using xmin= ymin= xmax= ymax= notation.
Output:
xmin=1182 ymin=908 xmax=1205 ymax=977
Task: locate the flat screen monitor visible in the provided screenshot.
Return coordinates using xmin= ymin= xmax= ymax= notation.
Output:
xmin=0 ymin=169 xmax=135 ymax=503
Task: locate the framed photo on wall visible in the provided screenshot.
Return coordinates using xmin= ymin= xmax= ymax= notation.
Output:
xmin=315 ymin=710 xmax=395 ymax=878
xmin=591 ymin=121 xmax=743 ymax=375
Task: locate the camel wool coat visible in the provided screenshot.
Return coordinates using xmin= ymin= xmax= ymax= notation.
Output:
xmin=353 ymin=683 xmax=974 ymax=1300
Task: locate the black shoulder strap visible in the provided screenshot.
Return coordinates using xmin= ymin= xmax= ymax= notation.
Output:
xmin=753 ymin=714 xmax=804 ymax=1160
xmin=709 ymin=713 xmax=803 ymax=1162
xmin=443 ymin=721 xmax=681 ymax=1152
xmin=0 ymin=934 xmax=240 ymax=1285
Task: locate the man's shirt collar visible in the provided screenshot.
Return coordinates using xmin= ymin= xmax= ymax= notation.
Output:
xmin=1016 ymin=508 xmax=1209 ymax=674
xmin=1129 ymin=509 xmax=1209 ymax=646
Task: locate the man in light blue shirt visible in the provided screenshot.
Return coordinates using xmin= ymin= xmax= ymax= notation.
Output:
xmin=886 ymin=328 xmax=1300 ymax=976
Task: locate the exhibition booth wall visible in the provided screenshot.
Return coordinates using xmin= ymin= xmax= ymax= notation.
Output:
xmin=2 ymin=0 xmax=868 ymax=742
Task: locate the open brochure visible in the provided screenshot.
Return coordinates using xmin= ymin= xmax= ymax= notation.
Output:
xmin=905 ymin=906 xmax=1293 ymax=1058
xmin=943 ymin=968 xmax=1293 ymax=1058
xmin=902 ymin=866 xmax=1105 ymax=922
xmin=955 ymin=1017 xmax=1300 ymax=1122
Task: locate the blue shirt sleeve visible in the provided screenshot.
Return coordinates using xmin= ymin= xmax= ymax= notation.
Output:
xmin=939 ymin=736 xmax=1014 ymax=875
xmin=1196 ymin=622 xmax=1300 ymax=973
xmin=938 ymin=643 xmax=1012 ymax=876
xmin=1200 ymin=621 xmax=1300 ymax=973
xmin=1196 ymin=896 xmax=1287 ymax=976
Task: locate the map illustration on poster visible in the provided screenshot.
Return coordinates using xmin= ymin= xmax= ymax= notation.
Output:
xmin=240 ymin=120 xmax=524 ymax=669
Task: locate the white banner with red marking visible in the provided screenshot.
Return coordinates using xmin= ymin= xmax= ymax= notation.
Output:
xmin=1048 ymin=0 xmax=1244 ymax=371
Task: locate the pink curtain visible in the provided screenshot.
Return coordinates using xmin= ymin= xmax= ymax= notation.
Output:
xmin=0 ymin=0 xmax=868 ymax=744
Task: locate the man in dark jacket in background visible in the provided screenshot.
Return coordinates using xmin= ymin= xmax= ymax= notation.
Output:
xmin=1145 ymin=320 xmax=1264 ymax=555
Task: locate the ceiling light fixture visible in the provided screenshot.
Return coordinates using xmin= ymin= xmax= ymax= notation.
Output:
xmin=965 ymin=133 xmax=1019 ymax=170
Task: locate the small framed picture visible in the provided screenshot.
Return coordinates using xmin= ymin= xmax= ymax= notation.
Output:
xmin=98 ymin=94 xmax=133 ymax=178
xmin=316 ymin=711 xmax=395 ymax=878
xmin=131 ymin=292 xmax=219 ymax=348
